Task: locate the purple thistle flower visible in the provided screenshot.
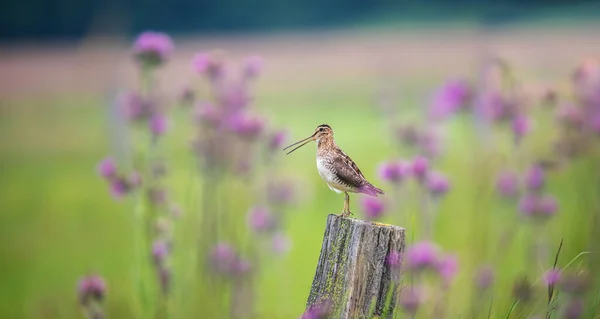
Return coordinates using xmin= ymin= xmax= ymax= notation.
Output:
xmin=268 ymin=130 xmax=287 ymax=151
xmin=563 ymin=299 xmax=584 ymax=319
xmin=128 ymin=171 xmax=142 ymax=188
xmin=437 ymin=254 xmax=458 ymax=286
xmin=152 ymin=240 xmax=169 ymax=265
xmin=572 ymin=58 xmax=596 ymax=84
xmin=400 ymin=287 xmax=422 ymax=316
xmin=519 ymin=194 xmax=557 ymax=220
xmin=425 ymin=171 xmax=450 ymax=197
xmin=475 ymin=265 xmax=495 ymax=291
xmin=538 ymin=195 xmax=558 ymax=216
xmin=478 ymin=91 xmax=513 ymax=122
xmin=519 ymin=194 xmax=539 ymax=216
xmin=242 ymin=55 xmax=263 ymax=80
xmin=97 ymin=157 xmax=117 ymax=179
xmin=78 ymin=275 xmax=107 ymax=305
xmin=496 ymin=170 xmax=520 ymax=198
xmin=149 ymin=113 xmax=169 ymax=136
xmin=192 ymin=53 xmax=211 ymax=73
xmin=272 ymin=233 xmax=291 ymax=255
xmin=132 ymin=31 xmax=174 ymax=67
xmin=405 ymin=241 xmax=440 ymax=271
xmin=378 ymin=160 xmax=410 ymax=184
xmin=573 ymin=60 xmax=600 ymax=102
xmin=378 ymin=162 xmax=396 ymax=182
xmin=302 ymin=301 xmax=333 ymax=319
xmin=221 ymin=85 xmax=250 ymax=111
xmin=525 ymin=164 xmax=545 ymax=192
xmin=119 ymin=91 xmax=148 ymax=121
xmin=429 ymin=78 xmax=472 ymax=121
xmin=212 ymin=243 xmax=235 ymax=263
xmin=417 ymin=129 xmax=442 ymax=158
xmin=557 ymin=104 xmax=584 ymax=128
xmin=361 ymin=196 xmax=385 ymax=219
xmin=233 ymin=258 xmax=252 ymax=277
xmin=109 ymin=178 xmax=129 ymax=199
xmin=194 ymin=103 xmax=222 ymax=128
xmin=210 ymin=242 xmax=237 ymax=273
xmin=543 ymin=269 xmax=562 ymax=286
xmin=411 ymin=156 xmax=429 ymax=182
xmin=387 ymin=251 xmax=403 ymax=268
xmin=247 ymin=206 xmax=274 ymax=233
xmin=512 ymin=115 xmax=530 ymax=143
xmin=227 ymin=113 xmax=265 ymax=141
xmin=192 ymin=52 xmax=223 ymax=80
xmin=589 ymin=113 xmax=600 ymax=133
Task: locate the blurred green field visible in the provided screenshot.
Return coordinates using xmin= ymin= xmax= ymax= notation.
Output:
xmin=1 ymin=27 xmax=600 ymax=318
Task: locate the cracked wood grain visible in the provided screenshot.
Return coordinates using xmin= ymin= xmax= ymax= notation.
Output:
xmin=305 ymin=214 xmax=406 ymax=319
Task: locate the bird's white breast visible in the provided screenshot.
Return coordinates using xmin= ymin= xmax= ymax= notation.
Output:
xmin=317 ymin=157 xmax=346 ymax=193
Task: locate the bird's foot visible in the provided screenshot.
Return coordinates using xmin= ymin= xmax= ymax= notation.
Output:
xmin=335 ymin=210 xmax=352 ymax=219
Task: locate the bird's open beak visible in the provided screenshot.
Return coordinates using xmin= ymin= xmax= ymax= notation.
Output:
xmin=283 ymin=133 xmax=316 ymax=155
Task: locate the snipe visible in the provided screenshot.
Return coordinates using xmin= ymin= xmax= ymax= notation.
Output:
xmin=283 ymin=124 xmax=384 ymax=218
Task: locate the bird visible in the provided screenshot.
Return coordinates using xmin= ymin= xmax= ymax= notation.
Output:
xmin=283 ymin=124 xmax=384 ymax=218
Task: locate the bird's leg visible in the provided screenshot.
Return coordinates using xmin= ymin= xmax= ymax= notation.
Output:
xmin=342 ymin=192 xmax=352 ymax=218
xmin=335 ymin=196 xmax=348 ymax=219
xmin=335 ymin=193 xmax=350 ymax=218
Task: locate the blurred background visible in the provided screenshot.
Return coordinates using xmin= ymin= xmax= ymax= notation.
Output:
xmin=1 ymin=0 xmax=600 ymax=318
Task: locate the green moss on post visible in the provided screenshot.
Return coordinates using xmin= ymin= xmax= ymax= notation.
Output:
xmin=305 ymin=214 xmax=406 ymax=319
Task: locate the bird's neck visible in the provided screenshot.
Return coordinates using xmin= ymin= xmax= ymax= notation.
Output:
xmin=317 ymin=136 xmax=336 ymax=154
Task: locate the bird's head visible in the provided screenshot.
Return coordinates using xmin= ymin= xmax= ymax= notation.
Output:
xmin=283 ymin=124 xmax=333 ymax=155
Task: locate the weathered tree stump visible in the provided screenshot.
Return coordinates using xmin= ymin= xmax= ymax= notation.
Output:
xmin=305 ymin=214 xmax=406 ymax=319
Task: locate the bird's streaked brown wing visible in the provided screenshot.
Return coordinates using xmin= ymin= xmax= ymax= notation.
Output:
xmin=330 ymin=149 xmax=368 ymax=189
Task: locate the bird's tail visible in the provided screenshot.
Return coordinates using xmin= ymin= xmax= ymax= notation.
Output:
xmin=359 ymin=183 xmax=385 ymax=197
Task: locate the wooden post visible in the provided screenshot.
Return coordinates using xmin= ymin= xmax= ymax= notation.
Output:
xmin=305 ymin=214 xmax=406 ymax=319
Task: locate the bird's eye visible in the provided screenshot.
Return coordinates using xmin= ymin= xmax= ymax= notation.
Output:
xmin=319 ymin=128 xmax=324 ymax=132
